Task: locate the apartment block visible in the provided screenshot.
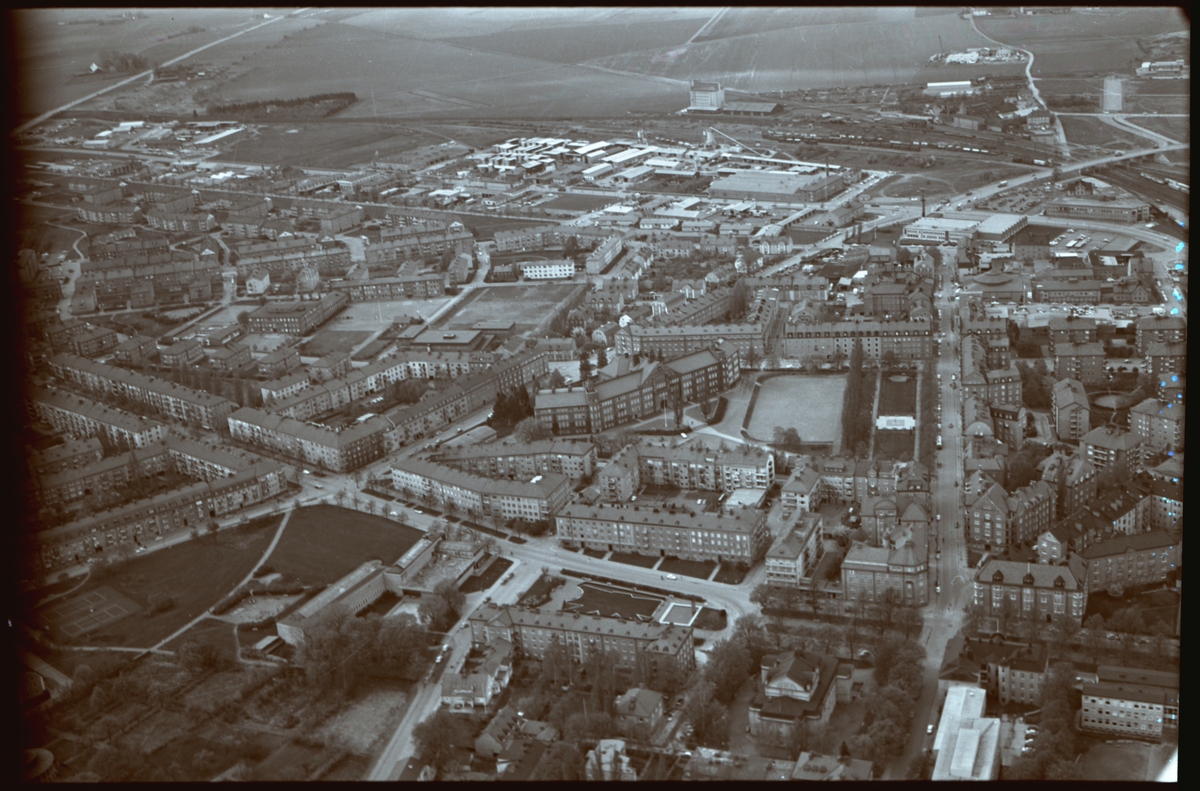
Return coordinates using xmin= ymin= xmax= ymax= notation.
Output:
xmin=48 ymin=354 xmax=236 ymax=429
xmin=555 ymin=501 xmax=770 ymax=564
xmin=430 ymin=438 xmax=597 ymax=482
xmin=1051 ymin=378 xmax=1091 ymax=442
xmin=468 ymin=603 xmax=695 ymax=673
xmin=391 ymin=457 xmax=571 ymax=525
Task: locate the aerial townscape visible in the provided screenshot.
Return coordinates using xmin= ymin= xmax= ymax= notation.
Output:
xmin=12 ymin=6 xmax=1184 ymax=784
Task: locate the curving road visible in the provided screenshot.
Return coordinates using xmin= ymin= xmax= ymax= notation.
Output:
xmin=968 ymin=14 xmax=1070 ymax=158
xmin=14 ymin=9 xmax=312 ymax=135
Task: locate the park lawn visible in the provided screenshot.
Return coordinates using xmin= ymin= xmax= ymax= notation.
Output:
xmin=879 ymin=373 xmax=917 ymax=415
xmin=1059 ymin=116 xmax=1144 ymax=150
xmin=265 ymin=504 xmax=424 ymax=587
xmin=610 ymin=551 xmax=658 ymax=568
xmin=874 ymin=430 xmax=915 ymax=462
xmin=659 ymin=556 xmax=717 ymax=580
xmin=693 ymin=607 xmax=727 ymax=631
xmin=581 ymin=548 xmax=607 ymax=559
xmin=459 ymin=557 xmax=513 ymax=594
xmin=48 ymin=522 xmax=278 ymax=649
xmin=299 ymin=330 xmax=371 ymax=358
xmin=712 ymin=563 xmax=749 ymax=585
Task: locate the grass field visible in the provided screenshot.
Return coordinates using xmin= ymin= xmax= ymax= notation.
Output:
xmin=442 ymin=15 xmax=708 ymax=65
xmin=659 ymin=557 xmax=717 ymax=580
xmin=32 ymin=521 xmax=278 ymax=648
xmin=748 ymin=375 xmax=846 ymax=444
xmin=561 ymin=580 xmax=663 ymax=621
xmin=712 ymin=563 xmax=748 ymax=585
xmin=610 ymin=551 xmax=658 ymax=569
xmin=1079 ymin=741 xmax=1151 ymax=782
xmin=265 ymin=504 xmax=424 ymax=587
xmin=208 ymin=18 xmax=685 ymax=121
xmin=874 ymin=430 xmax=915 ymax=462
xmin=539 ymin=194 xmax=615 ymax=212
xmin=438 ymin=283 xmax=581 ymax=332
xmin=224 ymin=122 xmax=444 ymax=170
xmin=879 ymin=373 xmax=917 ymax=415
xmin=299 ymin=330 xmax=371 ymax=358
xmin=590 ymin=11 xmax=1009 ymax=92
xmin=976 ymin=8 xmax=1188 ymax=78
xmin=12 ymin=8 xmax=280 ymax=120
xmin=1122 ymin=115 xmax=1189 ymax=145
xmin=1059 ymin=116 xmax=1146 ymax=150
xmin=161 ymin=615 xmax=238 ymax=659
xmin=459 ymin=557 xmax=513 ymax=594
xmin=1120 ymin=93 xmax=1191 ymax=116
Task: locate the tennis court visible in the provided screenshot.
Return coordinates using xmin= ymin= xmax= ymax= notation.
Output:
xmin=38 ymin=585 xmax=141 ymax=638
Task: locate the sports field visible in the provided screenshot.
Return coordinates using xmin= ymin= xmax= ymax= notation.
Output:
xmin=747 ymin=375 xmax=846 ymax=444
xmin=561 ymin=580 xmax=662 ymax=621
xmin=438 ymin=283 xmax=581 ymax=332
xmin=31 ymin=520 xmax=279 ymax=648
xmin=38 ymin=585 xmax=141 ymax=639
xmin=264 ymin=504 xmax=424 ymax=587
xmin=538 ymin=194 xmax=614 ymax=213
xmin=299 ymin=329 xmax=371 ymax=358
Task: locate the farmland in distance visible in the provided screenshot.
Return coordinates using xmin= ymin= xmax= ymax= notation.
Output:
xmin=12 ymin=8 xmax=286 ymax=120
xmin=206 ymin=20 xmax=686 ymax=120
xmin=585 ymin=13 xmax=1018 ymax=92
xmin=976 ymin=8 xmax=1188 ymax=77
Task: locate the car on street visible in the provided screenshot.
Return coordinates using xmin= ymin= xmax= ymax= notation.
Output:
xmin=665 ymin=574 xmax=678 ymax=580
xmin=927 ymin=724 xmax=935 ymax=734
xmin=413 ymin=507 xmax=422 ymax=514
xmin=935 ymin=585 xmax=941 ymax=594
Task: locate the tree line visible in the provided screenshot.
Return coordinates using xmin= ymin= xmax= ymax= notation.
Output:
xmin=840 ymin=339 xmax=872 ymax=456
xmin=206 ymin=92 xmax=358 ymax=116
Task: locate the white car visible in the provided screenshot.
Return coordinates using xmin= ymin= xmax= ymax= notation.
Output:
xmin=666 ymin=574 xmax=678 ymax=580
xmin=927 ymin=724 xmax=935 ymax=734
